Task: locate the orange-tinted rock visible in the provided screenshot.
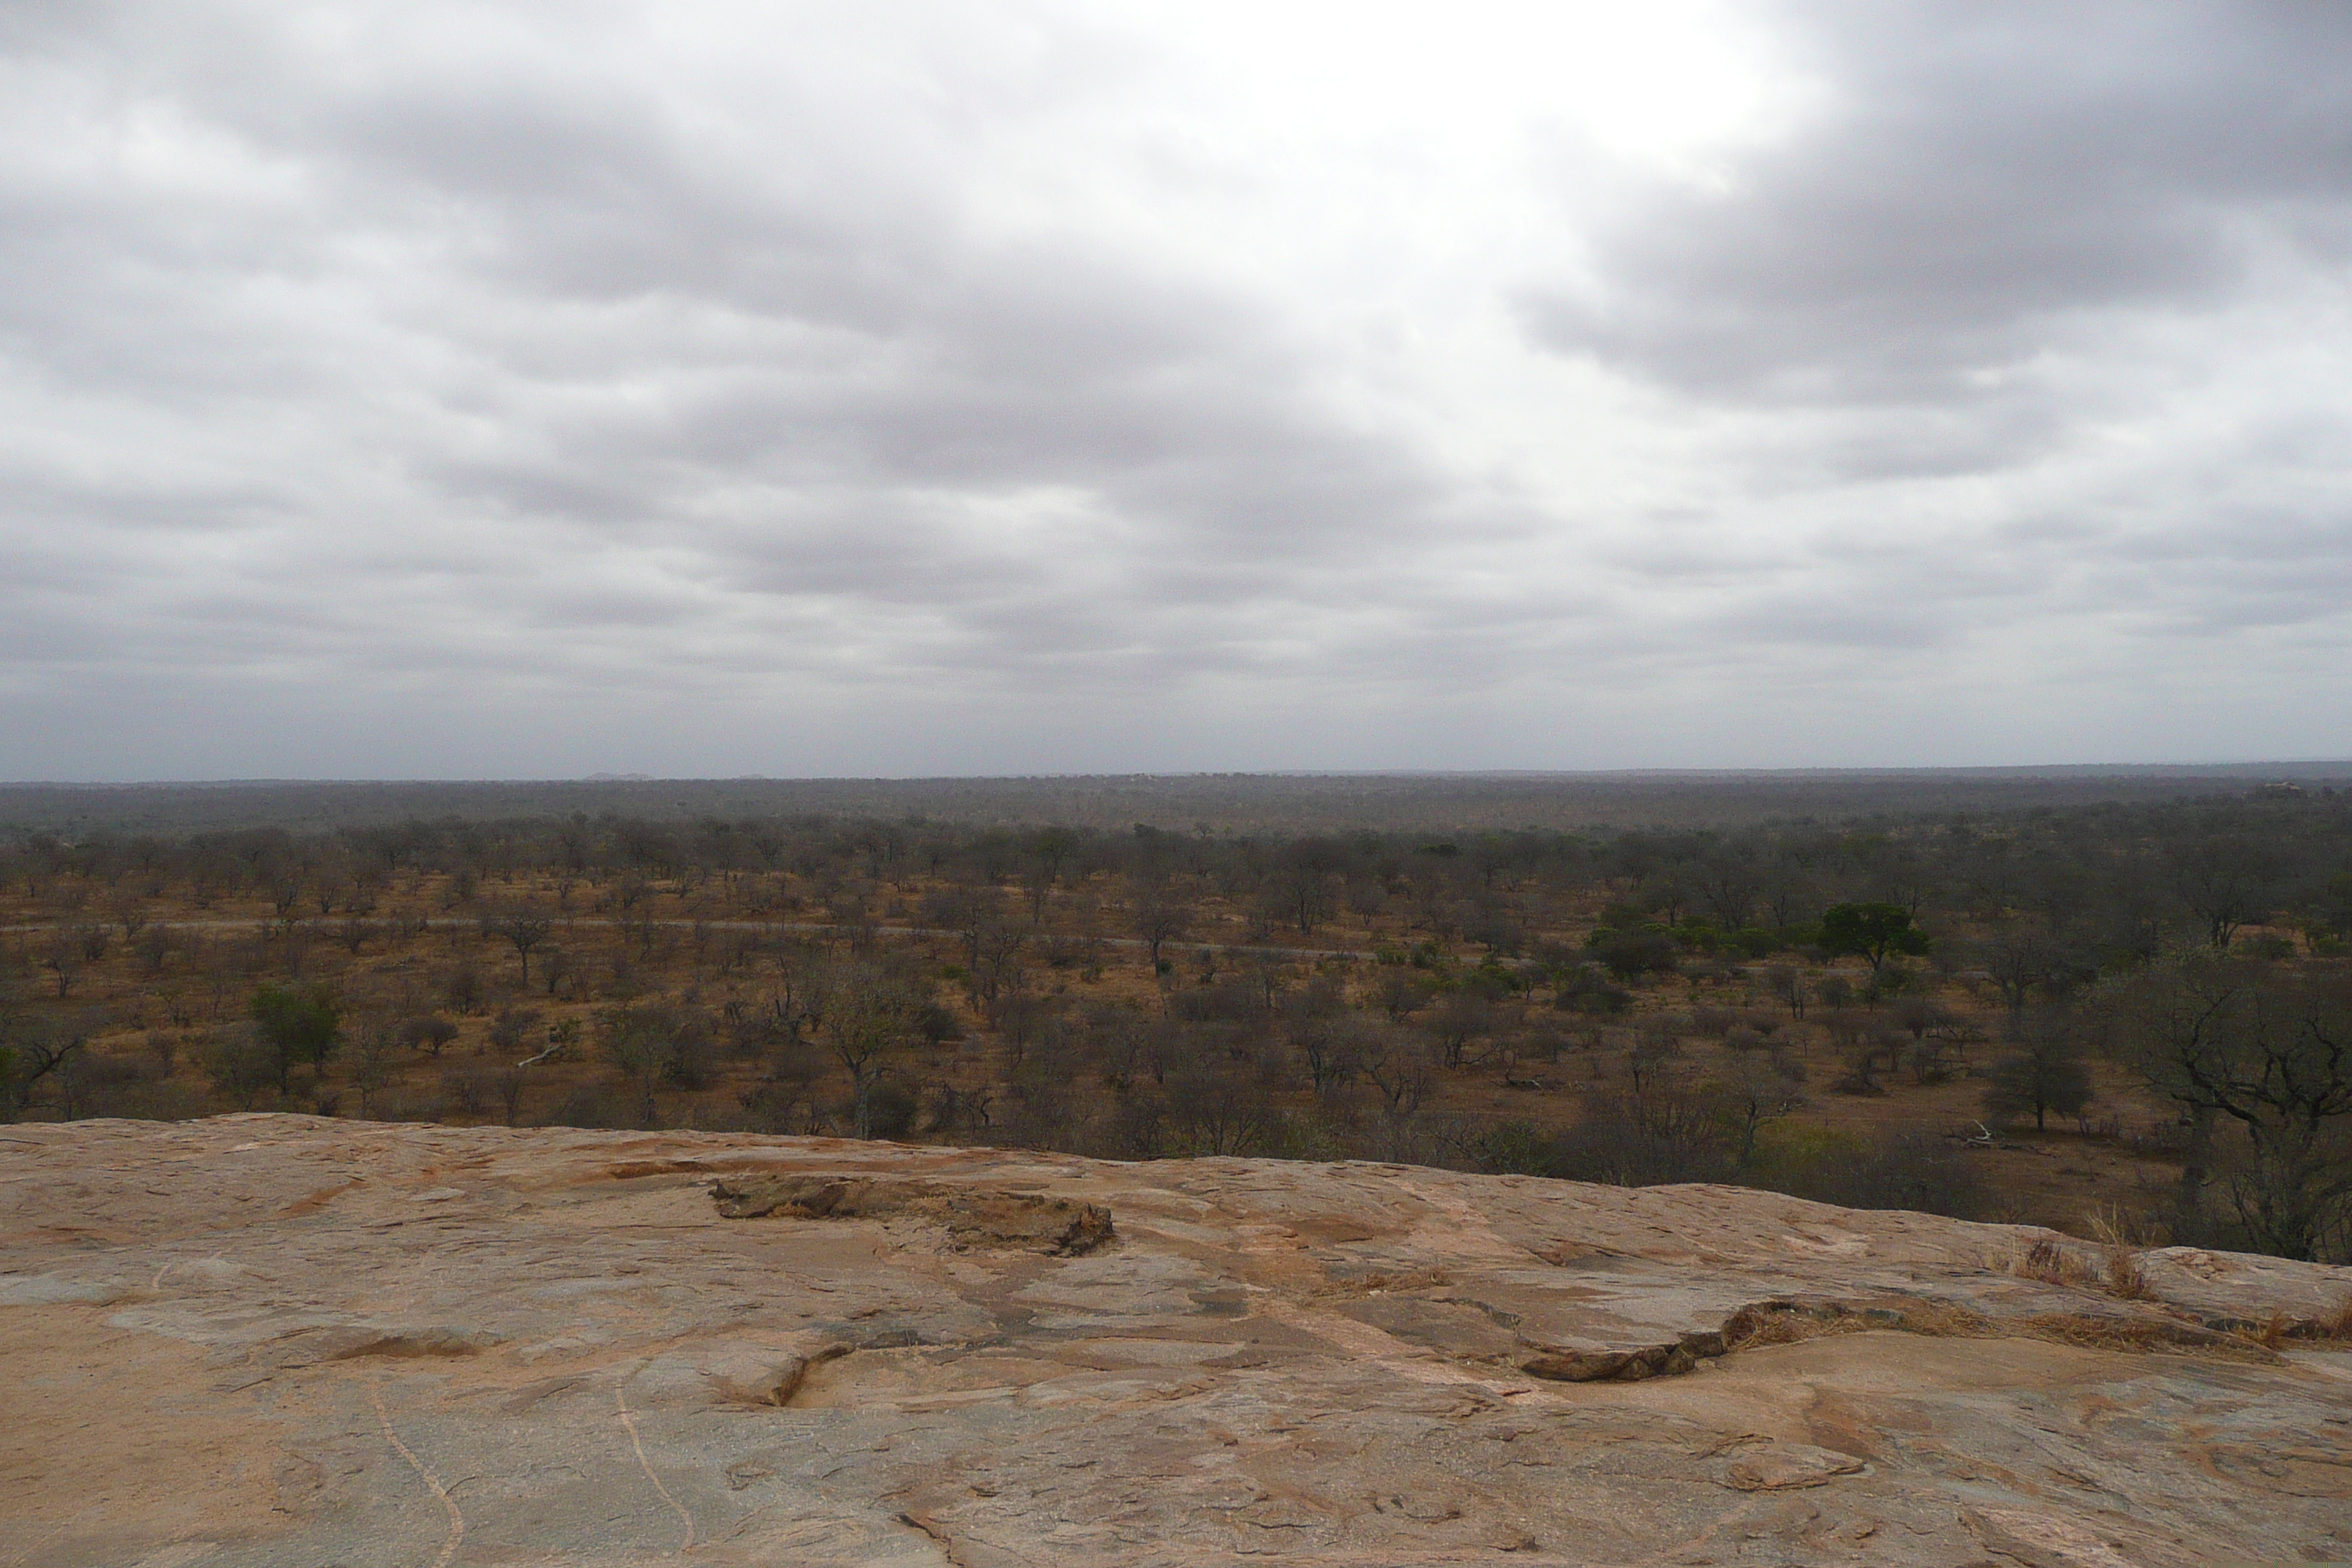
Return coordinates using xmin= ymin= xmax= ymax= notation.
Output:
xmin=2 ymin=1115 xmax=2346 ymax=1566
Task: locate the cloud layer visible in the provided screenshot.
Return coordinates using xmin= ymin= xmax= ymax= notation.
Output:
xmin=4 ymin=0 xmax=2349 ymax=777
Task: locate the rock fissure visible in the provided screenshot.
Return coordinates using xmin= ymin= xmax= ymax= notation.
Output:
xmin=710 ymin=1174 xmax=1115 ymax=1256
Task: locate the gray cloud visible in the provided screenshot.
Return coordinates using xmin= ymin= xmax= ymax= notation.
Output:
xmin=1526 ymin=4 xmax=2352 ymax=407
xmin=1 ymin=1 xmax=2348 ymax=777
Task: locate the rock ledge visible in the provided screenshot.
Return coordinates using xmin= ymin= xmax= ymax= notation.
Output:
xmin=3 ymin=1115 xmax=2348 ymax=1566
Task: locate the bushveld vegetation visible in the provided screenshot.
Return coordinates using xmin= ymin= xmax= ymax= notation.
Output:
xmin=4 ymin=780 xmax=2351 ymax=1260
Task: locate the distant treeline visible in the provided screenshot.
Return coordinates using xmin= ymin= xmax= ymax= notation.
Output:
xmin=4 ymin=764 xmax=2351 ymax=837
xmin=9 ymin=785 xmax=2352 ymax=960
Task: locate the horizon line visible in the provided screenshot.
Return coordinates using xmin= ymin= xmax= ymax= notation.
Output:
xmin=6 ymin=760 xmax=2351 ymax=790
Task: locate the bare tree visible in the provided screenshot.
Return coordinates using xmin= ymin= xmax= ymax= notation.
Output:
xmin=1984 ymin=1011 xmax=2093 ymax=1134
xmin=970 ymin=927 xmax=1026 ymax=1012
xmin=604 ymin=1003 xmax=686 ymax=1127
xmin=2167 ymin=837 xmax=2280 ymax=951
xmin=1424 ymin=993 xmax=1495 ymax=1070
xmin=347 ymin=1019 xmax=398 ymax=1118
xmin=1 ymin=1016 xmax=90 ymax=1117
xmin=1019 ymin=860 xmax=1057 ymax=927
xmin=1757 ymin=852 xmax=1819 ymax=934
xmin=494 ymin=1066 xmax=527 ymax=1126
xmin=1291 ymin=1014 xmax=1366 ymax=1101
xmin=821 ymin=964 xmax=919 ymax=1139
xmin=41 ymin=932 xmax=80 ymax=999
xmin=486 ymin=907 xmax=554 ymax=987
xmin=1131 ymin=884 xmax=1191 ymax=970
xmin=1362 ymin=1028 xmax=1432 ymax=1159
xmin=112 ymin=894 xmax=148 ymax=941
xmin=1976 ymin=925 xmax=2065 ymax=1033
xmin=2106 ymin=955 xmax=2352 ymax=1259
xmin=1276 ymin=839 xmax=1346 ymax=935
xmin=1695 ymin=851 xmax=1761 ymax=931
xmin=1711 ymin=1050 xmax=1807 ymax=1166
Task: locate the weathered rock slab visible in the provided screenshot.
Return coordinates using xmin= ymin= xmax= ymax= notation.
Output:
xmin=3 ymin=1115 xmax=2348 ymax=1566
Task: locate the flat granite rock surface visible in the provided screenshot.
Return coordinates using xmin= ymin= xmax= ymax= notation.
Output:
xmin=4 ymin=1115 xmax=2350 ymax=1566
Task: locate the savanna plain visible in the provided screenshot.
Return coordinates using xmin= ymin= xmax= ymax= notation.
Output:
xmin=4 ymin=772 xmax=2351 ymax=1566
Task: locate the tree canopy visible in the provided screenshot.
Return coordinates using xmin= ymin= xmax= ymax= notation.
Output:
xmin=1817 ymin=902 xmax=1931 ymax=972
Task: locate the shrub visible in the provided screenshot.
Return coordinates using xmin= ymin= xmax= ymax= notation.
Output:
xmin=1779 ymin=1131 xmax=1985 ymax=1220
xmin=203 ymin=1030 xmax=283 ymax=1108
xmin=1588 ymin=929 xmax=1680 ymax=982
xmin=540 ymin=1080 xmax=639 ymax=1130
xmin=1475 ymin=1120 xmax=1562 ymax=1177
xmin=442 ymin=965 xmax=484 ymax=1014
xmin=1553 ymin=965 xmax=1632 ymax=1015
xmin=1543 ymin=1090 xmax=1735 ymax=1187
xmin=439 ymin=1064 xmax=493 ymax=1117
xmin=397 ymin=1014 xmax=461 ymax=1058
xmin=488 ymin=1006 xmax=540 ymax=1053
xmin=865 ymin=1080 xmax=919 ymax=1141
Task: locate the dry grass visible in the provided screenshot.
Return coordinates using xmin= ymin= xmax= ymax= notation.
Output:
xmin=1719 ymin=1304 xmax=1847 ymax=1352
xmin=2083 ymin=1202 xmax=2164 ymax=1249
xmin=2019 ymin=1313 xmax=2279 ymax=1365
xmin=2008 ymin=1236 xmax=2173 ymax=1308
xmin=2080 ymin=1206 xmax=2160 ymax=1301
xmin=2103 ymin=1246 xmax=2155 ymax=1300
xmin=1719 ymin=1298 xmax=1990 ymax=1353
xmin=2267 ymin=1295 xmax=2352 ymax=1346
xmin=2012 ymin=1237 xmax=2102 ymax=1289
xmin=1316 ymin=1268 xmax=1452 ymax=1299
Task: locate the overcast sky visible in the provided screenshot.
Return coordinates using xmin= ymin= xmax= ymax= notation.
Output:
xmin=4 ymin=1 xmax=2349 ymax=780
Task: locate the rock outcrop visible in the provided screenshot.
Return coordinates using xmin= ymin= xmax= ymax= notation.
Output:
xmin=3 ymin=1115 xmax=2348 ymax=1565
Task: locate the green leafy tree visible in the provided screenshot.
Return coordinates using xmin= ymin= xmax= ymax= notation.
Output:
xmin=1817 ymin=902 xmax=1931 ymax=974
xmin=250 ymin=983 xmax=339 ymax=1090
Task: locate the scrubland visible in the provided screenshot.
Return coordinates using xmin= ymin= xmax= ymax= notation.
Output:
xmin=5 ymin=778 xmax=2349 ymax=1259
